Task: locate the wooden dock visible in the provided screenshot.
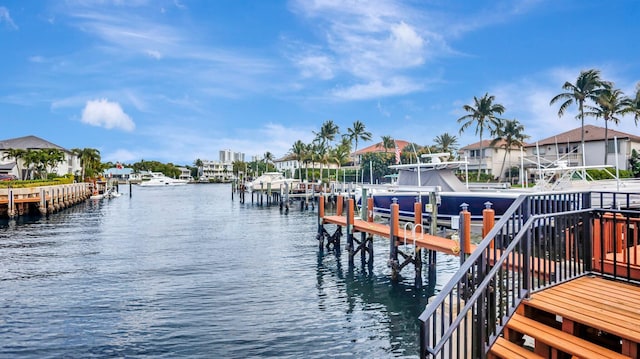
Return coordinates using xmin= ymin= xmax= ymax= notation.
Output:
xmin=0 ymin=183 xmax=92 ymax=218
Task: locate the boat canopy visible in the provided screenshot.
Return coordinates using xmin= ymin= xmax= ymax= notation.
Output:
xmin=396 ymin=168 xmax=468 ymax=192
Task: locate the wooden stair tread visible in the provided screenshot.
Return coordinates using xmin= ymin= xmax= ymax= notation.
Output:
xmin=507 ymin=313 xmax=630 ymax=359
xmin=526 ymin=277 xmax=640 ymax=342
xmin=490 ymin=337 xmax=543 ymax=359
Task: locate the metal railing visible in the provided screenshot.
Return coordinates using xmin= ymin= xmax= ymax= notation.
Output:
xmin=418 ymin=190 xmax=640 ymax=358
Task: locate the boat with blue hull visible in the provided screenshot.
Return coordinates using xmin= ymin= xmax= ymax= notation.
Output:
xmin=361 ymin=153 xmax=525 ymax=226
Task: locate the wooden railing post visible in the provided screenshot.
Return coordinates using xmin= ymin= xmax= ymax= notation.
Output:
xmin=483 ymin=201 xmax=495 ymax=248
xmin=459 ymin=203 xmax=472 ymax=265
xmin=336 ymin=195 xmax=343 ymax=217
xmin=367 ymin=197 xmax=374 ymax=222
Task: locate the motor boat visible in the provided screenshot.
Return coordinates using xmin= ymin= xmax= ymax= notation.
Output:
xmin=139 ymin=172 xmax=189 ymax=187
xmin=244 ymin=172 xmax=299 ymax=192
xmin=361 ymin=153 xmax=524 ymax=226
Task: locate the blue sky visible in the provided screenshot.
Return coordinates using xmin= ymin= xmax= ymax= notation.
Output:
xmin=1 ymin=0 xmax=639 ymax=165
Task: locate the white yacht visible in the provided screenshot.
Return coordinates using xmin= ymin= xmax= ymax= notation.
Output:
xmin=245 ymin=172 xmax=299 ymax=192
xmin=139 ymin=172 xmax=189 ymax=187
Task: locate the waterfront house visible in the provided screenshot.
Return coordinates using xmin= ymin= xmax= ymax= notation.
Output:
xmin=273 ymin=153 xmax=338 ymax=179
xmin=522 ymin=124 xmax=640 ymax=170
xmin=0 ymin=135 xmax=81 ymax=180
xmin=459 ymin=139 xmax=524 ymax=181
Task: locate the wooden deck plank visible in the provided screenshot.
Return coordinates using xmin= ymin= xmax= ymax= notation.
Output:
xmin=508 ymin=313 xmax=631 ymax=359
xmin=531 ymin=291 xmax=640 ymax=335
xmin=526 ymin=277 xmax=640 ymax=343
xmin=490 ymin=337 xmax=543 ymax=359
xmin=322 ymin=215 xmax=460 ymax=255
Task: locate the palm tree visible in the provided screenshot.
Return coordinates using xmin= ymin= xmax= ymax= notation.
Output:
xmin=290 ymin=140 xmax=307 ymax=180
xmin=433 ymin=133 xmax=459 ymax=157
xmin=585 ymin=87 xmax=629 ymax=165
xmin=2 ymin=148 xmax=26 ymax=180
xmin=314 ymin=120 xmax=340 ymax=149
xmin=458 ymin=93 xmax=505 ymax=181
xmin=72 ymin=148 xmax=101 ymax=180
xmin=490 ymin=119 xmax=528 ymax=181
xmin=380 ymin=135 xmax=395 ymax=154
xmin=194 ymin=158 xmax=204 ymax=179
xmin=43 ymin=148 xmax=65 ymax=177
xmin=549 ymin=69 xmax=609 ymax=166
xmin=332 ymin=141 xmax=351 ymax=182
xmin=263 ymin=151 xmax=274 ymax=173
xmin=346 ymin=120 xmax=372 ymax=183
xmin=624 ymin=82 xmax=640 ymax=126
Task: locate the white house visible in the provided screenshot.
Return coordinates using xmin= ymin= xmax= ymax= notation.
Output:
xmin=523 ymin=125 xmax=640 ymax=170
xmin=273 ymin=154 xmax=338 ymax=179
xmin=459 ymin=139 xmax=524 ymax=180
xmin=0 ymin=135 xmax=82 ymax=179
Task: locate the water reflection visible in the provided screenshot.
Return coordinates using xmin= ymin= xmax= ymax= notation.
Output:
xmin=316 ymin=243 xmax=450 ymax=357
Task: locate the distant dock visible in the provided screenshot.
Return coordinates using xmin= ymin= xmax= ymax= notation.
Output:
xmin=0 ymin=183 xmax=93 ymax=218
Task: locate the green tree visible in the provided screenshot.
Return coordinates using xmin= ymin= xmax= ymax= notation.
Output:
xmin=624 ymin=82 xmax=640 ymax=126
xmin=380 ymin=135 xmax=395 ymax=154
xmin=43 ymin=148 xmax=65 ymax=177
xmin=2 ymin=148 xmax=26 ymax=180
xmin=585 ymin=87 xmax=629 ymax=165
xmin=194 ymin=158 xmax=204 ymax=178
xmin=457 ymin=93 xmax=505 ymax=181
xmin=346 ymin=120 xmax=372 ymax=183
xmin=433 ymin=133 xmax=459 ymax=157
xmin=290 ymin=140 xmax=307 ymax=180
xmin=490 ymin=119 xmax=528 ymax=181
xmin=314 ymin=120 xmax=340 ymax=149
xmin=550 ymin=68 xmax=609 ymax=165
xmin=263 ymin=151 xmax=275 ymax=173
xmin=72 ymin=148 xmax=102 ymax=180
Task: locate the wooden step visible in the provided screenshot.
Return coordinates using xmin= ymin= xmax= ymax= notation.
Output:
xmin=506 ymin=313 xmax=631 ymax=359
xmin=489 ymin=337 xmax=543 ymax=359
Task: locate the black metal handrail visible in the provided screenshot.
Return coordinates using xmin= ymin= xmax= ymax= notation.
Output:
xmin=418 ymin=190 xmax=596 ymax=358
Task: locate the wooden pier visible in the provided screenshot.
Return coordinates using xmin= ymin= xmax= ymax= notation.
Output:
xmin=317 ymin=194 xmax=462 ymax=284
xmin=0 ymin=183 xmax=92 ymax=218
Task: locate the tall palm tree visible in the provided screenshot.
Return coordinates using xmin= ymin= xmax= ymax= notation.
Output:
xmin=433 ymin=133 xmax=459 ymax=157
xmin=332 ymin=141 xmax=351 ymax=182
xmin=346 ymin=120 xmax=372 ymax=183
xmin=624 ymin=82 xmax=640 ymax=126
xmin=263 ymin=151 xmax=274 ymax=173
xmin=314 ymin=120 xmax=340 ymax=149
xmin=585 ymin=87 xmax=629 ymax=165
xmin=194 ymin=158 xmax=204 ymax=178
xmin=290 ymin=140 xmax=307 ymax=180
xmin=549 ymin=69 xmax=609 ymax=166
xmin=490 ymin=119 xmax=528 ymax=181
xmin=2 ymin=148 xmax=26 ymax=180
xmin=457 ymin=93 xmax=505 ymax=181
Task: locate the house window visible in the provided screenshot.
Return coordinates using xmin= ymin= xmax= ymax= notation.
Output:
xmin=606 ymin=140 xmax=621 ymax=153
xmin=469 ymin=149 xmax=485 ymax=158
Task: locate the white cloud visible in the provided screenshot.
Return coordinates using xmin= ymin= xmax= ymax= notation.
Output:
xmin=81 ymin=98 xmax=135 ymax=131
xmin=332 ymin=77 xmax=423 ymax=100
xmin=0 ymin=7 xmax=17 ymax=30
xmin=296 ymin=55 xmax=334 ymax=80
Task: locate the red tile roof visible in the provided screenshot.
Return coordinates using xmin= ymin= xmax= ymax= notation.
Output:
xmin=353 ymin=140 xmax=411 ymax=155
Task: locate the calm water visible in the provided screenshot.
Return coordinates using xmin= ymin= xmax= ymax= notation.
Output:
xmin=0 ymin=184 xmax=458 ymax=358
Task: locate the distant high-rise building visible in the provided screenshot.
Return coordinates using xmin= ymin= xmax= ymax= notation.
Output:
xmin=219 ymin=149 xmax=245 ymax=163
